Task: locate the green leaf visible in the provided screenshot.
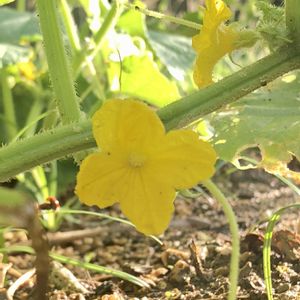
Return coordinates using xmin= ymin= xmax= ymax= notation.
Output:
xmin=0 ymin=0 xmax=15 ymax=6
xmin=105 ymin=33 xmax=180 ymax=107
xmin=117 ymin=1 xmax=146 ymax=38
xmin=147 ymin=30 xmax=196 ymax=81
xmin=209 ymin=72 xmax=300 ymax=179
xmin=108 ymin=53 xmax=180 ymax=107
xmin=0 ymin=43 xmax=29 ymax=67
xmin=0 ymin=8 xmax=40 ymax=44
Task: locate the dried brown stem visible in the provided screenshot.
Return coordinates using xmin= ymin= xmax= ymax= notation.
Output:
xmin=0 ymin=189 xmax=49 ymax=300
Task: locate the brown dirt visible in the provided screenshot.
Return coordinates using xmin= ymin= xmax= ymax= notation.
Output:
xmin=1 ymin=167 xmax=300 ymax=300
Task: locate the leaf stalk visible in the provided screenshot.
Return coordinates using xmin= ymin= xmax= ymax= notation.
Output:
xmin=0 ymin=47 xmax=300 ymax=181
xmin=202 ymin=180 xmax=240 ymax=300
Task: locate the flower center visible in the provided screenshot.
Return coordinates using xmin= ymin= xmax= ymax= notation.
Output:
xmin=128 ymin=153 xmax=146 ymax=168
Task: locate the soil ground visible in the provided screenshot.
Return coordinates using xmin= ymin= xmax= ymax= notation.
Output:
xmin=1 ymin=166 xmax=300 ymax=300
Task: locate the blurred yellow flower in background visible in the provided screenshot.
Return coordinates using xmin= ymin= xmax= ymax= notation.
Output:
xmin=18 ymin=61 xmax=37 ymax=81
xmin=76 ymin=99 xmax=216 ymax=235
xmin=192 ymin=0 xmax=256 ymax=88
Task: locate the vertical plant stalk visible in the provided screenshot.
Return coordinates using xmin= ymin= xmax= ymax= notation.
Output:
xmin=31 ymin=166 xmax=58 ymax=231
xmin=92 ymin=0 xmax=121 ymax=59
xmin=23 ymin=87 xmax=44 ymax=138
xmin=285 ymin=0 xmax=300 ymax=47
xmin=36 ymin=0 xmax=81 ymax=124
xmin=48 ymin=161 xmax=58 ymax=197
xmin=16 ymin=0 xmax=26 ymax=11
xmin=1 ymin=69 xmax=18 ymax=141
xmin=59 ymin=0 xmax=81 ymax=54
xmin=263 ymin=204 xmax=300 ymax=300
xmin=202 ymin=180 xmax=240 ymax=300
xmin=74 ymin=0 xmax=122 ymax=74
xmin=59 ymin=0 xmax=105 ymax=99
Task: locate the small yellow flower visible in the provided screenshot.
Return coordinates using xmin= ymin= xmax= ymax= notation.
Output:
xmin=18 ymin=61 xmax=37 ymax=81
xmin=76 ymin=99 xmax=216 ymax=235
xmin=192 ymin=0 xmax=247 ymax=88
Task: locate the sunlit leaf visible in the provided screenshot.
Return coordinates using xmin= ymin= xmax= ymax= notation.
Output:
xmin=105 ymin=33 xmax=180 ymax=107
xmin=0 ymin=0 xmax=15 ymax=6
xmin=147 ymin=30 xmax=196 ymax=81
xmin=117 ymin=1 xmax=146 ymax=38
xmin=209 ymin=72 xmax=300 ymax=181
xmin=108 ymin=54 xmax=180 ymax=107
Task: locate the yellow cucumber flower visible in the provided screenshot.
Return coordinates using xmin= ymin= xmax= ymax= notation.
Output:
xmin=76 ymin=99 xmax=217 ymax=235
xmin=192 ymin=0 xmax=250 ymax=88
xmin=18 ymin=61 xmax=37 ymax=81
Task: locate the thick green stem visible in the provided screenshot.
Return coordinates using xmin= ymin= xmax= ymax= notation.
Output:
xmin=158 ymin=46 xmax=300 ymax=130
xmin=0 ymin=46 xmax=300 ymax=181
xmin=286 ymin=0 xmax=300 ymax=47
xmin=1 ymin=69 xmax=18 ymax=141
xmin=202 ymin=180 xmax=240 ymax=300
xmin=36 ymin=0 xmax=81 ymax=124
xmin=0 ymin=120 xmax=94 ymax=182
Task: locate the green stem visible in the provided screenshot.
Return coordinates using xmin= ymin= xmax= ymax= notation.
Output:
xmin=0 ymin=46 xmax=300 ymax=181
xmin=31 ymin=165 xmax=57 ymax=231
xmin=42 ymin=100 xmax=59 ymax=130
xmin=0 ymin=246 xmax=149 ymax=288
xmin=36 ymin=0 xmax=81 ymax=124
xmin=1 ymin=69 xmax=18 ymax=141
xmin=0 ymin=120 xmax=94 ymax=182
xmin=93 ymin=1 xmax=120 ymax=53
xmin=202 ymin=180 xmax=240 ymax=300
xmin=285 ymin=0 xmax=300 ymax=47
xmin=59 ymin=0 xmax=81 ymax=54
xmin=158 ymin=46 xmax=300 ymax=130
xmin=0 ymin=229 xmax=5 ymax=253
xmin=48 ymin=161 xmax=58 ymax=197
xmin=23 ymin=88 xmax=44 ymax=138
xmin=31 ymin=166 xmax=49 ymax=201
xmin=59 ymin=0 xmax=105 ymax=99
xmin=263 ymin=204 xmax=300 ymax=300
xmin=74 ymin=0 xmax=121 ymax=74
xmin=124 ymin=3 xmax=201 ymax=30
xmin=16 ymin=0 xmax=26 ymax=11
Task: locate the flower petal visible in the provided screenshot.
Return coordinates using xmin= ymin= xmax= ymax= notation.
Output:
xmin=192 ymin=0 xmax=240 ymax=88
xmin=148 ymin=130 xmax=217 ymax=189
xmin=204 ymin=0 xmax=232 ymax=29
xmin=76 ymin=152 xmax=127 ymax=207
xmin=92 ymin=99 xmax=165 ymax=153
xmin=193 ymin=25 xmax=239 ymax=87
xmin=119 ymin=170 xmax=175 ymax=235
